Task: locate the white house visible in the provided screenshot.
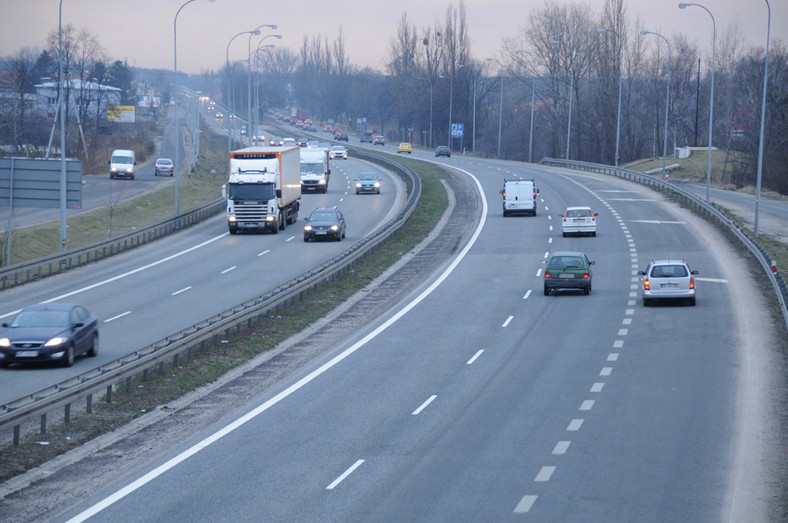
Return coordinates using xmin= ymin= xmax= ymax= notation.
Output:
xmin=34 ymin=79 xmax=121 ymax=119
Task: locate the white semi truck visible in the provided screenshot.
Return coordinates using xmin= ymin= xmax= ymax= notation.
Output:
xmin=299 ymin=147 xmax=331 ymax=193
xmin=224 ymin=146 xmax=301 ymax=234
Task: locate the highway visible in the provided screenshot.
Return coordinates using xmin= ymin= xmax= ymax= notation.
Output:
xmin=51 ymin=140 xmax=774 ymax=521
xmin=0 ymin=153 xmax=406 ymax=404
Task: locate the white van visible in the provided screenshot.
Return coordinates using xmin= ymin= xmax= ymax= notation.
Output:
xmin=501 ymin=179 xmax=538 ymax=216
xmin=109 ymin=149 xmax=136 ymax=180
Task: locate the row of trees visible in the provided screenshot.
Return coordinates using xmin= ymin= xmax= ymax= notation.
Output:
xmin=0 ymin=24 xmax=137 ymax=167
xmin=214 ymin=0 xmax=784 ymax=193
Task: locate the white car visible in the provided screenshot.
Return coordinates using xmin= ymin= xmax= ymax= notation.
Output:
xmin=638 ymin=259 xmax=698 ymax=306
xmin=562 ymin=206 xmax=597 ymax=237
xmin=329 ymin=146 xmax=348 ymax=160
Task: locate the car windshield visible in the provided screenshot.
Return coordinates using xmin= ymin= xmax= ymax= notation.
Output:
xmin=12 ymin=310 xmax=70 ymax=328
xmin=552 ymin=256 xmax=584 ymax=269
xmin=651 ymin=265 xmax=688 ymax=278
xmin=359 ymin=174 xmax=377 ymax=181
xmin=157 ymin=159 xmax=172 ymax=165
xmin=111 ymin=155 xmax=132 ymax=164
xmin=310 ymin=211 xmax=337 ymax=221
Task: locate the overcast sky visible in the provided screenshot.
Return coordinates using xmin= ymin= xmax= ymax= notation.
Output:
xmin=1 ymin=0 xmax=784 ymax=75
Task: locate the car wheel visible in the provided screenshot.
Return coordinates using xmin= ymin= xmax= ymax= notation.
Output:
xmin=584 ymin=284 xmax=590 ymax=295
xmin=87 ymin=333 xmax=99 ymax=357
xmin=63 ymin=345 xmax=75 ymax=367
xmin=0 ymin=362 xmax=9 ymax=369
xmin=229 ymin=227 xmax=237 ymax=235
xmin=304 ymin=236 xmax=309 ymax=242
xmin=170 ymin=172 xmax=173 ymax=177
xmin=543 ymin=285 xmax=550 ymax=296
xmin=689 ymin=297 xmax=696 ymax=306
xmin=643 ymin=298 xmax=651 ymax=307
xmin=356 ymin=190 xmax=360 ymax=194
xmin=592 ymin=231 xmax=597 ymax=237
xmin=562 ymin=232 xmax=567 ymax=237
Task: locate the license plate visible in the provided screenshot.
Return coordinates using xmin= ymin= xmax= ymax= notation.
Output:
xmin=660 ymin=282 xmax=679 ymax=289
xmin=559 ymin=273 xmax=574 ymax=279
xmin=15 ymin=350 xmax=38 ymax=358
xmin=242 ymin=223 xmax=260 ymax=228
xmin=316 ymin=231 xmax=327 ymax=235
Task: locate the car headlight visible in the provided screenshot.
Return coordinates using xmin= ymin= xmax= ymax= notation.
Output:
xmin=304 ymin=225 xmax=313 ymax=232
xmin=355 ymin=182 xmax=362 ymax=188
xmin=374 ymin=182 xmax=380 ymax=188
xmin=318 ymin=179 xmax=326 ymax=185
xmin=330 ymin=225 xmax=340 ymax=232
xmin=45 ymin=336 xmax=68 ymax=347
xmin=0 ymin=338 xmax=10 ymax=348
xmin=228 ymin=216 xmax=236 ymax=223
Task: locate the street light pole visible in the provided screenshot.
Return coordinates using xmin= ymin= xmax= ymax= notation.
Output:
xmin=253 ymin=35 xmax=280 ymax=142
xmin=641 ymin=30 xmax=672 ymax=181
xmin=754 ymin=0 xmax=770 ymax=236
xmin=173 ymin=0 xmax=214 ymax=216
xmin=226 ymin=29 xmax=257 ymax=156
xmin=58 ymin=0 xmax=67 ymax=251
xmin=514 ymin=49 xmax=538 ymax=163
xmin=552 ymin=40 xmax=574 ymax=160
xmin=247 ymin=25 xmax=275 ymax=147
xmin=598 ymin=28 xmax=624 ymax=167
xmin=679 ymin=3 xmax=716 ymax=202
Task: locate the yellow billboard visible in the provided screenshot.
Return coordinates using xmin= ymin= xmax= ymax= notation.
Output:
xmin=107 ymin=105 xmax=136 ymax=123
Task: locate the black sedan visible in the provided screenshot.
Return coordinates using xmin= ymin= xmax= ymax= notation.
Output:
xmin=304 ymin=207 xmax=346 ymax=242
xmin=0 ymin=303 xmax=99 ymax=368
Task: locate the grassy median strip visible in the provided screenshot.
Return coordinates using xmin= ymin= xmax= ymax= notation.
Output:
xmin=0 ymin=139 xmax=450 ymax=483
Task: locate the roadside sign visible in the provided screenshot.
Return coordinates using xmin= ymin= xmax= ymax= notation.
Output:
xmin=451 ymin=123 xmax=464 ymax=138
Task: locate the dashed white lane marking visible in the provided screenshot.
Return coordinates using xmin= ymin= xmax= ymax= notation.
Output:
xmin=608 ymin=353 xmax=619 ymax=361
xmin=567 ymin=419 xmax=584 ymax=431
xmin=591 ymin=383 xmax=605 ymax=392
xmin=613 ymin=340 xmax=624 ymax=349
xmin=326 ymin=459 xmax=365 ymax=490
xmin=696 ymin=277 xmax=728 ymax=283
xmin=221 ymin=266 xmax=236 ymax=274
xmin=552 ymin=441 xmax=571 ymax=455
xmin=535 ymin=466 xmax=556 ymax=482
xmin=536 ymin=269 xmax=543 ymax=277
xmin=104 ymin=311 xmax=131 ymax=323
xmin=523 ymin=290 xmax=532 ymax=300
xmin=467 ymin=350 xmax=484 ymax=365
xmin=257 ymin=249 xmax=270 ymax=257
xmin=580 ymin=400 xmax=595 ymax=411
xmin=171 ymin=287 xmax=191 ymax=296
xmin=502 ymin=316 xmax=514 ymax=328
xmin=629 ymin=219 xmax=685 ymax=224
xmin=600 ymin=367 xmax=613 ymax=376
xmin=285 ymin=236 xmax=295 ymax=242
xmin=618 ymin=328 xmax=628 ymax=336
xmin=412 ymin=395 xmax=437 ymax=415
xmin=514 ymin=495 xmax=538 ymax=513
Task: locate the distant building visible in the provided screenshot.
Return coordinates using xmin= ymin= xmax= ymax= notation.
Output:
xmin=34 ymin=79 xmax=121 ymax=119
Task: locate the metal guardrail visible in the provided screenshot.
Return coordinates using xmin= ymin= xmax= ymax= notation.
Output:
xmin=0 ymin=150 xmax=421 ymax=445
xmin=540 ymin=157 xmax=788 ymax=331
xmin=0 ymin=198 xmax=226 ymax=291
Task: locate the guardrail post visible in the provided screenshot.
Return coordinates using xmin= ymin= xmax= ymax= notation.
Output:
xmin=40 ymin=413 xmax=46 ymax=434
xmin=159 ymin=361 xmax=164 ymax=375
xmin=143 ymin=368 xmax=149 ymax=381
xmin=125 ymin=376 xmax=132 ymax=391
xmin=106 ymin=384 xmax=112 ymax=403
xmin=173 ymin=354 xmax=179 ymax=367
xmin=64 ymin=403 xmax=70 ymax=423
xmin=13 ymin=425 xmax=20 ymax=446
xmin=87 ymin=393 xmax=92 ymax=413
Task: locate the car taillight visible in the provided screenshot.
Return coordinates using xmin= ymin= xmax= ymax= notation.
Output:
xmin=582 ymin=273 xmax=590 ymax=279
xmin=502 ymin=191 xmax=506 ymax=198
xmin=689 ymin=277 xmax=695 ymax=290
xmin=563 ymin=216 xmax=567 ymax=222
xmin=643 ymin=278 xmax=650 ymax=290
xmin=591 ymin=215 xmax=596 ymax=221
xmin=544 ymin=271 xmax=551 ymax=278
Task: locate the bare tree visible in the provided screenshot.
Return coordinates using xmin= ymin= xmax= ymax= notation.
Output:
xmin=3 ymin=47 xmax=40 ymax=151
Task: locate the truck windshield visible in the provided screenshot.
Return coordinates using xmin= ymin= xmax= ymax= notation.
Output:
xmin=228 ymin=183 xmax=274 ymax=201
xmin=300 ymin=163 xmax=323 ymax=175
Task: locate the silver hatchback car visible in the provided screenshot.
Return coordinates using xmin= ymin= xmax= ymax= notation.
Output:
xmin=638 ymin=259 xmax=698 ymax=306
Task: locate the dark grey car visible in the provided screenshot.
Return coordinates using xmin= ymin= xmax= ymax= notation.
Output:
xmin=0 ymin=303 xmax=99 ymax=368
